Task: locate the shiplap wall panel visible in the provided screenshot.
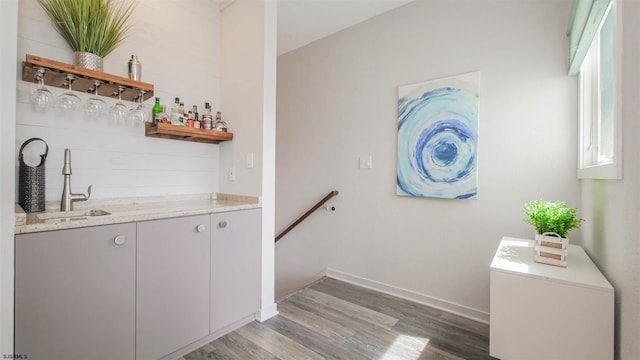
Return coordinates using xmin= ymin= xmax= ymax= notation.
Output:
xmin=16 ymin=0 xmax=222 ymax=201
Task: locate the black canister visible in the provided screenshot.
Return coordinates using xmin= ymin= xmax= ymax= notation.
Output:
xmin=18 ymin=138 xmax=48 ymax=213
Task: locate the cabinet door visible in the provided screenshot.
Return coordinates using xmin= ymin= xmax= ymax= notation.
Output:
xmin=211 ymin=209 xmax=261 ymax=332
xmin=15 ymin=223 xmax=136 ymax=360
xmin=136 ymin=215 xmax=210 ymax=360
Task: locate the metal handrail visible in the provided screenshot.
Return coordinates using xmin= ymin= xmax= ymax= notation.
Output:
xmin=275 ymin=190 xmax=339 ymax=243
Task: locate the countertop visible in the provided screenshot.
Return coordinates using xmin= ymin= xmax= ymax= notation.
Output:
xmin=15 ymin=193 xmax=261 ymax=234
xmin=490 ymin=237 xmax=613 ymax=292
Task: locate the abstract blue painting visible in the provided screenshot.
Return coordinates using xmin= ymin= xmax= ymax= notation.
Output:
xmin=397 ymin=72 xmax=479 ymax=199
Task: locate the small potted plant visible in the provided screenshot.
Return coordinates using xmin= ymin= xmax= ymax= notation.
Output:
xmin=523 ymin=200 xmax=584 ymax=238
xmin=523 ymin=199 xmax=584 ymax=240
xmin=37 ymin=0 xmax=135 ymax=72
xmin=523 ymin=200 xmax=584 ymax=267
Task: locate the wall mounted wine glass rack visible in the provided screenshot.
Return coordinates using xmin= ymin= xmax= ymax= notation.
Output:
xmin=22 ymin=54 xmax=233 ymax=144
xmin=22 ymin=54 xmax=154 ymax=102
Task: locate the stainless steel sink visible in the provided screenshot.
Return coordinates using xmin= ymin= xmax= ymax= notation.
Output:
xmin=83 ymin=209 xmax=111 ymax=217
xmin=37 ymin=209 xmax=111 ymax=223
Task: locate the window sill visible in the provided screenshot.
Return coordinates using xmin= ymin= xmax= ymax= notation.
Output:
xmin=578 ymin=162 xmax=622 ymax=180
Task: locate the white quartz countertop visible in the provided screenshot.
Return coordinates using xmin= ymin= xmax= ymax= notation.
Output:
xmin=15 ymin=193 xmax=261 ymax=234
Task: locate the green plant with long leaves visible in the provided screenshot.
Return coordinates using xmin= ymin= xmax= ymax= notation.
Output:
xmin=523 ymin=200 xmax=584 ymax=238
xmin=37 ymin=0 xmax=135 ymax=58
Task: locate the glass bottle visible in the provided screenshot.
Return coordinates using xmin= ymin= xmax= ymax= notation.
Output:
xmin=179 ymin=102 xmax=186 ymax=121
xmin=170 ymin=97 xmax=182 ymax=125
xmin=187 ymin=110 xmax=194 ymax=127
xmin=214 ymin=112 xmax=226 ymax=131
xmin=152 ymin=97 xmax=162 ymax=124
xmin=194 ymin=111 xmax=200 ymax=129
xmin=203 ymin=102 xmax=213 ymax=130
xmin=155 ymin=105 xmax=169 ymax=124
xmin=191 ymin=105 xmax=198 ymax=127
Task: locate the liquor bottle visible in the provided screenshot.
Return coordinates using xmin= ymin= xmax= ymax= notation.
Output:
xmin=187 ymin=111 xmax=194 ymax=127
xmin=170 ymin=97 xmax=182 ymax=125
xmin=192 ymin=105 xmax=198 ymax=121
xmin=203 ymin=102 xmax=213 ymax=130
xmin=215 ymin=112 xmax=227 ymax=132
xmin=155 ymin=105 xmax=169 ymax=124
xmin=194 ymin=111 xmax=200 ymax=129
xmin=152 ymin=97 xmax=162 ymax=124
xmin=179 ymin=102 xmax=186 ymax=120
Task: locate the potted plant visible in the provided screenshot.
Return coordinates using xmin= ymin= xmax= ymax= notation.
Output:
xmin=37 ymin=0 xmax=135 ymax=72
xmin=523 ymin=199 xmax=584 ymax=240
xmin=523 ymin=200 xmax=584 ymax=267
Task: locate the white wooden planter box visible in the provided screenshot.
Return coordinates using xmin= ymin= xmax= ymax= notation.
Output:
xmin=534 ymin=233 xmax=568 ymax=267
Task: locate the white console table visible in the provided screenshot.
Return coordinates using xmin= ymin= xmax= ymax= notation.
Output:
xmin=490 ymin=237 xmax=614 ymax=360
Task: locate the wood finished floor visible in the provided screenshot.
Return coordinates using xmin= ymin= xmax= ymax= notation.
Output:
xmin=180 ymin=277 xmax=495 ymax=360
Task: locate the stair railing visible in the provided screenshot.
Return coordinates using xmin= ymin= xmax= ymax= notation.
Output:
xmin=275 ymin=190 xmax=339 ymax=243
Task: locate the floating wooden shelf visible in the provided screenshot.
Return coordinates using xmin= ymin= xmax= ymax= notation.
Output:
xmin=22 ymin=54 xmax=154 ymax=102
xmin=145 ymin=123 xmax=233 ymax=144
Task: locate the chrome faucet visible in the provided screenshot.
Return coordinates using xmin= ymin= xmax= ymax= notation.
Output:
xmin=61 ymin=148 xmax=91 ymax=212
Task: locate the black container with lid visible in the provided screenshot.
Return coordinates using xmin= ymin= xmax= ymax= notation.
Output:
xmin=18 ymin=138 xmax=48 ymax=213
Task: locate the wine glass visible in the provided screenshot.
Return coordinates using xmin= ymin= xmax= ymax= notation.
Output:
xmin=29 ymin=67 xmax=52 ymax=112
xmin=55 ymin=74 xmax=81 ymax=111
xmin=83 ymin=80 xmax=108 ymax=114
xmin=110 ymin=86 xmax=128 ymax=123
xmin=128 ymin=90 xmax=149 ymax=125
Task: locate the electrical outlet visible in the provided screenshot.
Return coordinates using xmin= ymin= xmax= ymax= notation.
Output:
xmin=228 ymin=167 xmax=236 ymax=181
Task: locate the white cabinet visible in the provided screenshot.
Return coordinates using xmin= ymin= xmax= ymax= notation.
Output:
xmin=136 ymin=215 xmax=211 ymax=360
xmin=14 ymin=208 xmax=261 ymax=360
xmin=490 ymin=237 xmax=614 ymax=360
xmin=211 ymin=209 xmax=261 ymax=333
xmin=15 ymin=223 xmax=136 ymax=360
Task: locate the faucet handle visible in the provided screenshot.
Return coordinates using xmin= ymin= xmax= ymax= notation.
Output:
xmin=87 ymin=185 xmax=92 ymax=199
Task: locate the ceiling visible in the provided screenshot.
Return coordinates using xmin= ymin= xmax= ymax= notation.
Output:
xmin=277 ymin=0 xmax=414 ymax=55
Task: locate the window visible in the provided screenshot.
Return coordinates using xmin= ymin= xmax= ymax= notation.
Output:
xmin=576 ymin=1 xmax=622 ymax=179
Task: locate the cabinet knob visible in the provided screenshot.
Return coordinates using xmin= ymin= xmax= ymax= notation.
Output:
xmin=196 ymin=224 xmax=206 ymax=233
xmin=218 ymin=220 xmax=228 ymax=229
xmin=114 ymin=235 xmax=126 ymax=245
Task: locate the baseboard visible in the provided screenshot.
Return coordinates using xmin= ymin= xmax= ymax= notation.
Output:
xmin=276 ymin=268 xmax=328 ymax=302
xmin=162 ymin=313 xmax=257 ymax=360
xmin=325 ymin=268 xmax=490 ymax=324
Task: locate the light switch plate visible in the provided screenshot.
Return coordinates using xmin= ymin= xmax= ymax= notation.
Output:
xmin=228 ymin=167 xmax=236 ymax=181
xmin=246 ymin=152 xmax=254 ymax=169
xmin=359 ymin=156 xmax=372 ymax=169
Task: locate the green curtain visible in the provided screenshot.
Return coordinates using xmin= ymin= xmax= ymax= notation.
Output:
xmin=567 ymin=0 xmax=611 ymax=76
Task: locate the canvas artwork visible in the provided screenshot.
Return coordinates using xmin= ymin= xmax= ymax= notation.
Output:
xmin=397 ymin=72 xmax=479 ymax=199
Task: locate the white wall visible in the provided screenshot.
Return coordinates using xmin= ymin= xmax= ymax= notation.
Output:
xmin=17 ymin=0 xmax=222 ymax=201
xmin=220 ymin=0 xmax=278 ymax=320
xmin=580 ymin=1 xmax=640 ymax=359
xmin=276 ymin=0 xmax=578 ymax=321
xmin=0 ymin=0 xmax=18 ymax=355
xmin=219 ymin=0 xmax=264 ymax=197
